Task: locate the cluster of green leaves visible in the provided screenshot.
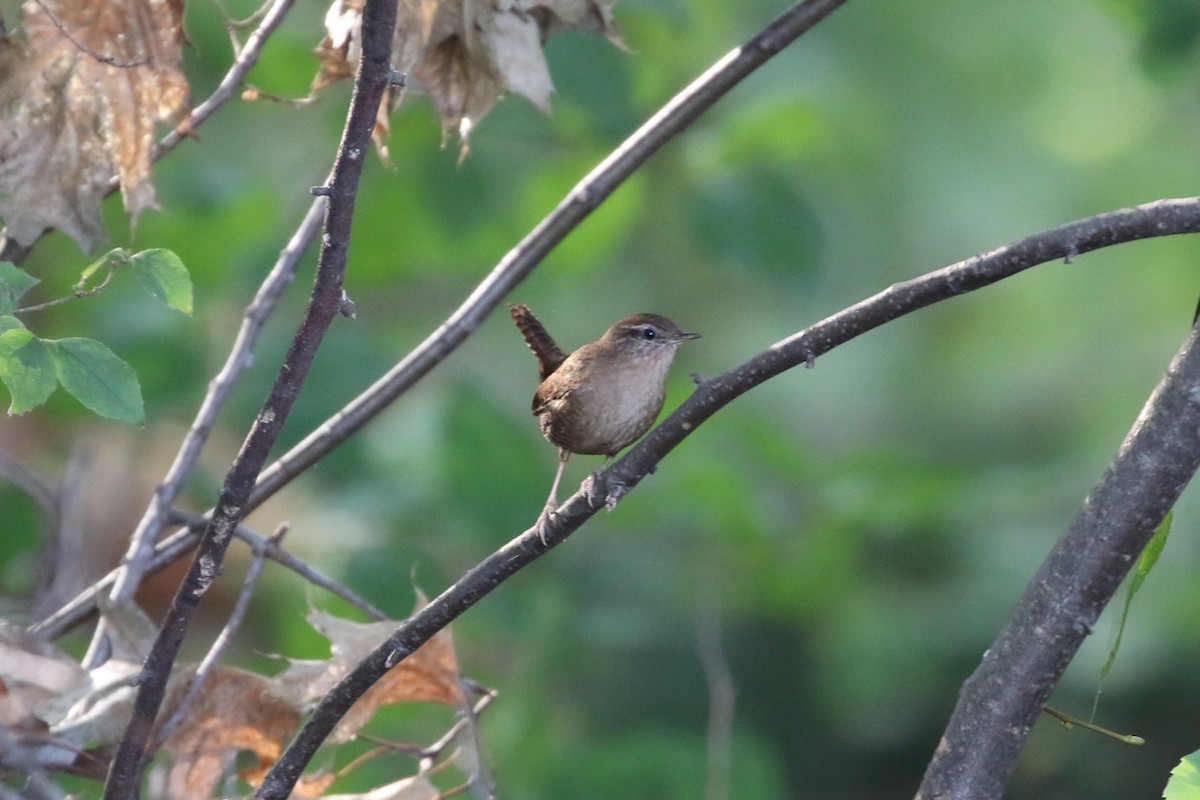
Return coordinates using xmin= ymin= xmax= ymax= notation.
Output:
xmin=0 ymin=249 xmax=192 ymax=423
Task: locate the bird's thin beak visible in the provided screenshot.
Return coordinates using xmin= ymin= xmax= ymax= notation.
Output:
xmin=679 ymin=331 xmax=701 ymax=340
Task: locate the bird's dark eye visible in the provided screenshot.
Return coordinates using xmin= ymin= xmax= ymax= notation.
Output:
xmin=639 ymin=327 xmax=657 ymax=340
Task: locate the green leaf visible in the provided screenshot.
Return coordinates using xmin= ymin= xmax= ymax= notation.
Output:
xmin=1100 ymin=511 xmax=1172 ymax=681
xmin=0 ymin=329 xmax=57 ymax=414
xmin=1130 ymin=509 xmax=1172 ymax=596
xmin=1164 ymin=749 xmax=1200 ymax=800
xmin=0 ymin=315 xmax=27 ymax=335
xmin=0 ymin=262 xmax=40 ymax=315
xmin=129 ymin=249 xmax=193 ymax=315
xmin=48 ymin=337 xmax=144 ymax=423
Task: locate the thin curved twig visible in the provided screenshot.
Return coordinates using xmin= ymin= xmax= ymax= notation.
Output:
xmin=245 ymin=0 xmax=852 ymax=512
xmin=167 ymin=510 xmax=390 ymax=621
xmin=152 ymin=0 xmax=298 ymax=158
xmin=255 ymin=198 xmax=1200 ymax=799
xmin=99 ymin=0 xmax=398 ymax=793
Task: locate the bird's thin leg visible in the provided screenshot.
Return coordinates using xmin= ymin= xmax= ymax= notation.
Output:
xmin=536 ymin=451 xmax=569 ymax=545
xmin=546 ymin=453 xmax=568 ymax=512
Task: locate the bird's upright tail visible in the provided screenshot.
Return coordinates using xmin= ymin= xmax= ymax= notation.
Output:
xmin=510 ymin=304 xmax=567 ymax=380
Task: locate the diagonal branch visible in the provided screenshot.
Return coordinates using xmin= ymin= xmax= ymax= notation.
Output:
xmin=914 ymin=326 xmax=1200 ymax=796
xmin=98 ymin=0 xmax=399 ymax=796
xmin=255 ymin=198 xmax=1200 ymax=799
xmin=152 ymin=0 xmax=298 ymax=158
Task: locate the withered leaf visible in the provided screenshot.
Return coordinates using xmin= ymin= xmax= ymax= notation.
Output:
xmin=314 ymin=0 xmax=622 ymax=157
xmin=163 ymin=666 xmax=303 ymax=800
xmin=0 ymin=0 xmax=189 ymax=251
xmin=271 ymin=604 xmax=465 ymax=743
xmin=0 ymin=603 xmax=466 ymax=796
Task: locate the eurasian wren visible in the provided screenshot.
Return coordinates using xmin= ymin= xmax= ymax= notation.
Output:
xmin=511 ymin=304 xmax=699 ymax=536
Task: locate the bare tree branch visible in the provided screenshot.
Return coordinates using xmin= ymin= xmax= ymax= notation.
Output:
xmin=98 ymin=0 xmax=398 ymax=794
xmin=915 ymin=325 xmax=1200 ymax=798
xmin=255 ymin=197 xmax=1200 ymax=799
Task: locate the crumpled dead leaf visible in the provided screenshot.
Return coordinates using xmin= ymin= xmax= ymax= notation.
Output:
xmin=0 ymin=618 xmax=146 ymax=777
xmin=0 ymin=623 xmax=90 ymax=774
xmin=0 ymin=598 xmax=468 ymax=798
xmin=270 ymin=603 xmax=466 ymax=742
xmin=314 ymin=0 xmax=622 ymax=158
xmin=162 ymin=665 xmax=306 ymax=800
xmin=0 ymin=0 xmax=189 ymax=251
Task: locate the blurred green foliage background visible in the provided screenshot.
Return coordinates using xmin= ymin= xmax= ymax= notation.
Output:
xmin=3 ymin=0 xmax=1200 ymax=797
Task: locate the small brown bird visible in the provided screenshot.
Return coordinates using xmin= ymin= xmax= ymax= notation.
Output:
xmin=511 ymin=304 xmax=700 ymax=538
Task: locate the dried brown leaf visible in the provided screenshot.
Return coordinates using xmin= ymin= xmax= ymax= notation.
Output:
xmin=314 ymin=0 xmax=621 ymax=155
xmin=163 ymin=666 xmax=302 ymax=800
xmin=0 ymin=622 xmax=88 ymax=709
xmin=313 ymin=0 xmax=366 ymax=92
xmin=0 ymin=622 xmax=133 ymax=772
xmin=0 ymin=0 xmax=189 ymax=250
xmin=271 ymin=604 xmax=465 ymax=742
